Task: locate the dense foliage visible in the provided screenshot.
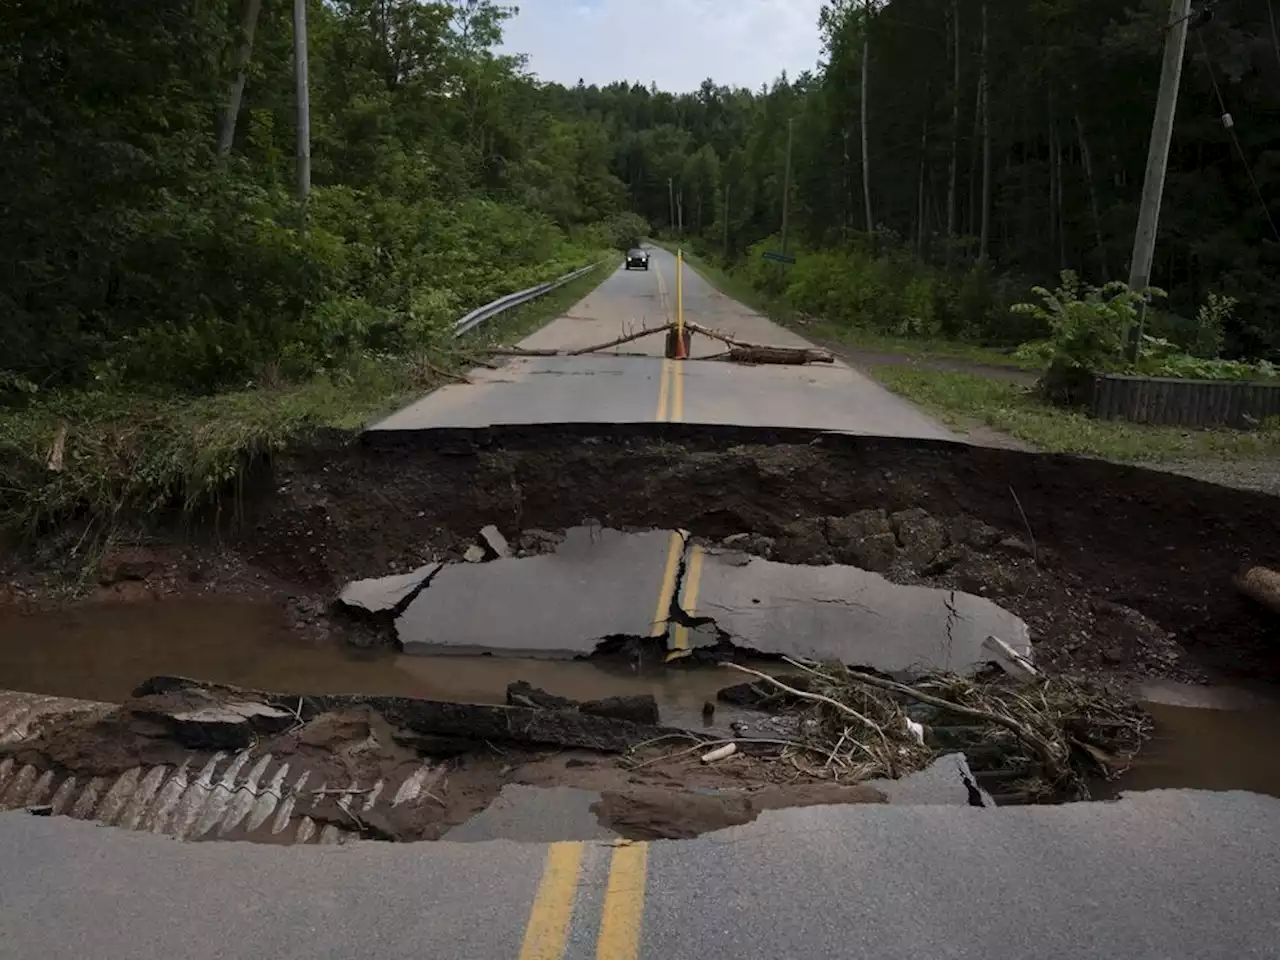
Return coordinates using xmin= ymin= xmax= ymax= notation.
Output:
xmin=6 ymin=0 xmax=1279 ymax=403
xmin=542 ymin=0 xmax=1280 ymax=364
xmin=0 ymin=0 xmax=631 ymax=397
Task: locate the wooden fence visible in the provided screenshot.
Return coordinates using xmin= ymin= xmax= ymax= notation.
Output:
xmin=1090 ymin=373 xmax=1280 ymax=429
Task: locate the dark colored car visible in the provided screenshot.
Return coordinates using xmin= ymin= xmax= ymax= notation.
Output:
xmin=625 ymin=247 xmax=650 ymax=271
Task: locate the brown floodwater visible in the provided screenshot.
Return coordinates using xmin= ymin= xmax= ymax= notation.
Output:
xmin=0 ymin=598 xmax=745 ymax=729
xmin=1 ymin=598 xmax=1278 ymax=798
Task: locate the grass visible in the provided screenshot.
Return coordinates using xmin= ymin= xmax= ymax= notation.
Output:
xmin=660 ymin=242 xmax=1035 ymax=372
xmin=874 ymin=367 xmax=1280 ymax=462
xmin=0 ymin=257 xmax=614 ymax=540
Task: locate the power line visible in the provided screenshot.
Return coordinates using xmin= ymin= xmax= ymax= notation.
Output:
xmin=1193 ymin=28 xmax=1280 ymax=242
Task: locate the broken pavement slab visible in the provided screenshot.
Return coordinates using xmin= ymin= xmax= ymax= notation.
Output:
xmin=693 ymin=550 xmax=1030 ymax=674
xmin=336 ymin=563 xmax=441 ymax=615
xmin=398 ymin=527 xmax=681 ymax=657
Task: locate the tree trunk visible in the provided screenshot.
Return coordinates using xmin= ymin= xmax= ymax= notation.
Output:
xmin=916 ymin=114 xmax=928 ymax=258
xmin=946 ymin=0 xmax=961 ymax=266
xmin=1074 ymin=111 xmax=1109 ymax=279
xmin=861 ymin=0 xmax=875 ymax=236
xmin=979 ymin=0 xmax=992 ymax=260
xmin=217 ymin=0 xmax=263 ymax=157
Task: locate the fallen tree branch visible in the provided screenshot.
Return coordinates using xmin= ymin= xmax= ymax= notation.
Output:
xmin=684 ymin=321 xmax=834 ymax=364
xmin=566 ymin=324 xmax=672 ymax=355
xmin=484 ymin=324 xmax=673 ymax=358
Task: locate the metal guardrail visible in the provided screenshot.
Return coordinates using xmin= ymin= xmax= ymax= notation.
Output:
xmin=452 ymin=260 xmax=605 ymax=338
xmin=1091 ymin=373 xmax=1280 ymax=428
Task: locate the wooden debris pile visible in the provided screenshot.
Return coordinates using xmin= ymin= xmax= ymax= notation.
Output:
xmin=718 ymin=657 xmax=1151 ymax=802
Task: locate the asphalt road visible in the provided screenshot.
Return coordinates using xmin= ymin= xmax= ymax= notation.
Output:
xmin=371 ymin=246 xmax=952 ymax=439
xmin=2 ymin=789 xmax=1278 ymax=959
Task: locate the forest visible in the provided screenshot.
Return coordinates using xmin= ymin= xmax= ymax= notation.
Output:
xmin=3 ymin=0 xmax=1278 ymax=401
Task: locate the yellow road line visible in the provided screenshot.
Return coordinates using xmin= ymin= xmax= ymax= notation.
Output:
xmin=650 ymin=531 xmax=684 ymax=637
xmin=595 ymin=842 xmax=650 ymax=960
xmin=668 ymin=545 xmax=705 ymax=661
xmin=654 ymin=357 xmax=671 ymax=421
xmin=669 ymin=357 xmax=683 ymax=422
xmin=518 ymin=842 xmax=585 ymax=960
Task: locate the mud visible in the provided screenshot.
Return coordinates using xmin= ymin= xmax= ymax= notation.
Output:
xmin=592 ymin=782 xmax=887 ymax=840
xmin=240 ymin=426 xmax=1278 ymax=683
xmin=4 ymin=425 xmax=1279 ymax=687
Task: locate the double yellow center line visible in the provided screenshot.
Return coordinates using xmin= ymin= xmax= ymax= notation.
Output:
xmin=518 ymin=841 xmax=650 ymax=960
xmin=652 ymin=261 xmax=684 ymax=423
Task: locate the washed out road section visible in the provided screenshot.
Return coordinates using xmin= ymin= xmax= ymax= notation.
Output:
xmin=695 ymin=550 xmax=1030 ymax=673
xmin=369 ymin=246 xmax=953 ymax=440
xmin=377 ymin=527 xmax=1028 ymax=673
xmin=396 ymin=527 xmax=678 ymax=657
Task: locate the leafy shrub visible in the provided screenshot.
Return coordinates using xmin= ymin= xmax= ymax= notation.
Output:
xmin=1012 ymin=271 xmax=1154 ymax=404
xmin=1134 ymin=337 xmax=1279 ymax=381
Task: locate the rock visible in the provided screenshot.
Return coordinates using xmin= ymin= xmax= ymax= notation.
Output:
xmin=462 ymin=544 xmax=486 ymax=563
xmin=846 ymin=533 xmax=899 ymax=573
xmin=826 ymin=510 xmax=896 ymax=572
xmin=923 ymin=543 xmax=974 ymax=576
xmin=775 ymin=520 xmax=833 ymax=565
xmin=891 ymin=508 xmax=948 ymax=568
xmin=336 ymin=563 xmax=440 ymax=615
xmin=946 ymin=516 xmax=1004 ymax=550
xmin=721 ymin=533 xmax=776 ymax=558
xmin=98 ymin=559 xmax=160 ymax=586
xmin=479 ymin=525 xmax=511 ymax=559
xmin=1101 ymin=645 xmax=1128 ymax=665
xmin=826 ymin=509 xmax=892 ymax=544
xmin=997 ymin=536 xmax=1036 ymax=558
xmin=953 ymin=557 xmax=1024 ymax=598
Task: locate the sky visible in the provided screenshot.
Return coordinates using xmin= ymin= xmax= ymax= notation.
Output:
xmin=499 ymin=0 xmax=827 ymax=93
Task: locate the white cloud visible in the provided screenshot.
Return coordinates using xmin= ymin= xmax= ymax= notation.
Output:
xmin=500 ymin=0 xmax=826 ymax=93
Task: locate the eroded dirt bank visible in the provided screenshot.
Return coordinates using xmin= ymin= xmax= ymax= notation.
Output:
xmin=237 ymin=425 xmax=1280 ymax=683
xmin=4 ymin=424 xmax=1279 ymax=683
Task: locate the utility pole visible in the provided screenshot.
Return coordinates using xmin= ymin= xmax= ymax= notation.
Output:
xmin=668 ymin=178 xmax=676 ymax=234
xmin=1127 ymin=0 xmax=1192 ymax=358
xmin=218 ymin=0 xmax=263 ymax=157
xmin=293 ymin=0 xmax=312 ymax=201
xmin=677 ymin=186 xmax=684 ymax=235
xmin=781 ymin=116 xmax=795 ymax=254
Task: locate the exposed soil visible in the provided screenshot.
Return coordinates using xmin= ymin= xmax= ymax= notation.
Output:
xmin=1 ymin=683 xmax=897 ymax=842
xmin=4 ymin=424 xmax=1279 ymax=685
xmin=591 ymin=782 xmax=886 ymax=841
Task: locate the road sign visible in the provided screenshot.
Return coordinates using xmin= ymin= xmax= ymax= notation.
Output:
xmin=762 ymin=251 xmax=796 ymax=265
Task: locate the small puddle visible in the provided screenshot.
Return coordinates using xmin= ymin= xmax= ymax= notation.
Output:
xmin=0 ymin=598 xmax=751 ymax=729
xmin=1105 ymin=681 xmax=1280 ymax=799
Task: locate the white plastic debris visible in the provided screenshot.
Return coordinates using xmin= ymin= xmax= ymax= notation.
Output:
xmin=700 ymin=743 xmax=738 ymax=764
xmin=981 ymin=635 xmax=1040 ymax=682
xmin=904 ymin=719 xmax=926 ymax=746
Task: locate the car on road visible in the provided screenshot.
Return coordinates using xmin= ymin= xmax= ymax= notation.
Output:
xmin=625 ymin=247 xmax=650 ymax=271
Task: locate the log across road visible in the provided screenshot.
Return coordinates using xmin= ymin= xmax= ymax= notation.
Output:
xmin=370 ymin=245 xmax=953 ymax=439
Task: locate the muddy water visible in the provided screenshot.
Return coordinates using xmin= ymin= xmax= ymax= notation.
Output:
xmin=0 ymin=599 xmax=740 ymax=728
xmin=1108 ymin=682 xmax=1280 ymax=799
